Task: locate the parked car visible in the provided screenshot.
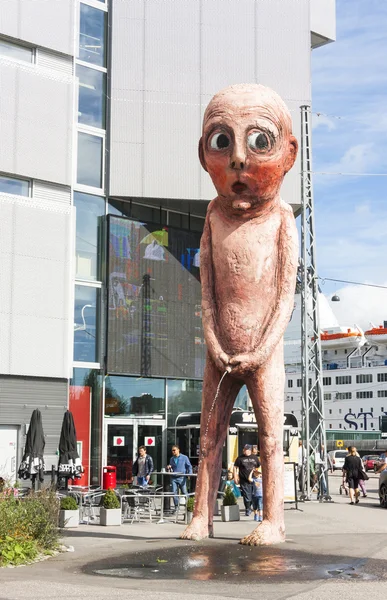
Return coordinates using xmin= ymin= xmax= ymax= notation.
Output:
xmin=328 ymin=450 xmax=348 ymax=471
xmin=379 ymin=468 xmax=387 ymax=508
xmin=363 ymin=455 xmax=381 ymax=472
xmin=374 ymin=453 xmax=386 ymax=473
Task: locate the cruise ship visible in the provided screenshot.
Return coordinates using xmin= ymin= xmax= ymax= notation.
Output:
xmin=284 ymin=294 xmax=387 ymax=436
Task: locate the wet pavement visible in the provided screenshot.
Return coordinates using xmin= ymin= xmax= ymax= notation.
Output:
xmin=85 ymin=540 xmax=375 ymax=583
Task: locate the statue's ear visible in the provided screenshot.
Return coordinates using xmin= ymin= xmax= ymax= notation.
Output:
xmin=198 ymin=137 xmax=207 ymax=172
xmin=284 ymin=136 xmax=298 ymax=174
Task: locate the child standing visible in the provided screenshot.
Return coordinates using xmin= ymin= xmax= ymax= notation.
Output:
xmin=249 ymin=467 xmax=263 ymax=522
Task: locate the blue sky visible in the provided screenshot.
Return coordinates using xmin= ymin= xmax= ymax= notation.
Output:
xmin=311 ymin=0 xmax=387 ymax=327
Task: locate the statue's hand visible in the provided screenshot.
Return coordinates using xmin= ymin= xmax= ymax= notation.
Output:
xmin=229 ymin=353 xmax=258 ymax=375
xmin=214 ymin=351 xmax=230 ymax=373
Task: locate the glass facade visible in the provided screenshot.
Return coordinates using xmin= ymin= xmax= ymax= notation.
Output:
xmin=74 ymin=285 xmax=100 ymax=363
xmin=105 ymin=376 xmax=165 ymax=417
xmin=0 ymin=175 xmax=29 ymax=196
xmin=107 ymin=216 xmax=205 ymax=378
xmin=0 ymin=39 xmax=33 ymax=62
xmin=78 ymin=3 xmax=106 ymax=67
xmin=74 ymin=192 xmax=105 ymax=281
xmin=77 ymin=132 xmax=103 ymax=188
xmin=77 ymin=64 xmax=106 ymax=129
xmin=167 ymin=379 xmax=202 ymax=428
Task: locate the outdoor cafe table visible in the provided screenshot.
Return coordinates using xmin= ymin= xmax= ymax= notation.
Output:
xmin=151 ymin=472 xmax=197 ymax=523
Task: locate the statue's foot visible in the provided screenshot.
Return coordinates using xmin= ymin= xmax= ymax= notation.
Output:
xmin=240 ymin=520 xmax=285 ymax=546
xmin=180 ymin=517 xmax=211 ymax=541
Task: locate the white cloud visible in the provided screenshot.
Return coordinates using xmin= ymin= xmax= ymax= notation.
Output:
xmin=312 ymin=113 xmax=336 ymax=131
xmin=325 ymin=285 xmax=387 ymax=330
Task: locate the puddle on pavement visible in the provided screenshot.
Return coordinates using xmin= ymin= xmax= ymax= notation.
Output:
xmin=85 ymin=543 xmax=374 ymax=582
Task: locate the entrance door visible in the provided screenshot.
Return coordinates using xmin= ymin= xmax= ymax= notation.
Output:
xmin=0 ymin=425 xmax=18 ymax=482
xmin=106 ymin=421 xmax=164 ymax=485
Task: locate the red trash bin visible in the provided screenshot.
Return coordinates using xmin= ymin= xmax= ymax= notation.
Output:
xmin=103 ymin=465 xmax=117 ymax=489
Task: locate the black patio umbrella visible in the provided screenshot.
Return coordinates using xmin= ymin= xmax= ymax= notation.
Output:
xmin=18 ymin=408 xmax=45 ymax=488
xmin=57 ymin=410 xmax=83 ymax=486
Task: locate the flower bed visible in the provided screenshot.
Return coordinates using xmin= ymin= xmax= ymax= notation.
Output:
xmin=0 ymin=488 xmax=60 ymax=566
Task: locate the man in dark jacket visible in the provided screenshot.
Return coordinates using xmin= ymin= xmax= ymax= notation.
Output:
xmin=132 ymin=445 xmax=154 ymax=486
xmin=233 ymin=444 xmax=260 ymax=516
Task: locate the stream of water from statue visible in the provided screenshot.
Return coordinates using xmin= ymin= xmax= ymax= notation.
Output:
xmin=200 ymin=370 xmax=228 ymax=460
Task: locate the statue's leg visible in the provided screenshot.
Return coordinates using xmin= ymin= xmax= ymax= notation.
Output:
xmin=241 ymin=341 xmax=286 ymax=546
xmin=180 ymin=356 xmax=242 ymax=540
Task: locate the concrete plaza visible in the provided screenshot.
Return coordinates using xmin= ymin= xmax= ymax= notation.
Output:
xmin=1 ymin=473 xmax=387 ymax=600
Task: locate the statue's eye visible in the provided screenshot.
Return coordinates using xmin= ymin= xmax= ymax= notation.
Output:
xmin=247 ymin=131 xmax=270 ymax=151
xmin=209 ymin=132 xmax=230 ymax=150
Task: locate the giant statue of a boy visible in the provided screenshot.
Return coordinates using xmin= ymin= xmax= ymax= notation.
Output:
xmin=181 ymin=84 xmax=298 ymax=546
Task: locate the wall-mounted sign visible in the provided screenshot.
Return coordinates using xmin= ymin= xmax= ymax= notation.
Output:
xmin=336 ymin=440 xmax=344 ymax=448
xmin=145 ymin=437 xmax=155 ymax=447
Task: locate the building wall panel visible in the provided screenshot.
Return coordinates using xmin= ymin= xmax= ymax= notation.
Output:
xmin=0 ymin=0 xmax=75 ymax=56
xmin=0 ymin=60 xmax=73 ymax=186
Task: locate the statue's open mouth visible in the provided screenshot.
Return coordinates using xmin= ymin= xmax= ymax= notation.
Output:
xmin=232 ymin=182 xmax=248 ymax=194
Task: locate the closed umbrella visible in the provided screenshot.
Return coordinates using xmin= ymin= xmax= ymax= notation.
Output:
xmin=57 ymin=411 xmax=83 ymax=485
xmin=18 ymin=408 xmax=45 ymax=488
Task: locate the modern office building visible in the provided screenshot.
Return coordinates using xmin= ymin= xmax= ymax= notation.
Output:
xmin=0 ymin=0 xmax=335 ymax=485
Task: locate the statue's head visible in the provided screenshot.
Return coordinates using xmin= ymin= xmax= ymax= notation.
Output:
xmin=199 ymin=84 xmax=298 ymax=215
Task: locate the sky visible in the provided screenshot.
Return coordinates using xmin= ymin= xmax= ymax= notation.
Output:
xmin=311 ymin=0 xmax=387 ymax=329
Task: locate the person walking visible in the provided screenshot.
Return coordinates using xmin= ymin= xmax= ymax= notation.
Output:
xmin=167 ymin=445 xmax=193 ymax=511
xmin=132 ymin=445 xmax=154 ymax=486
xmin=343 ymin=446 xmax=363 ymax=505
xmin=233 ymin=444 xmax=260 ymax=516
xmin=249 ymin=466 xmax=263 ymax=522
xmin=297 ymin=439 xmax=306 ymax=493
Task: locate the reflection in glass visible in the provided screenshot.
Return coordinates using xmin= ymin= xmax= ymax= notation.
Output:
xmin=77 ymin=64 xmax=106 ymax=129
xmin=107 ymin=424 xmax=134 ymax=484
xmin=74 ymin=192 xmax=105 ymax=281
xmin=78 ymin=3 xmax=106 ymax=67
xmin=105 ymin=376 xmax=165 ymax=417
xmin=0 ymin=39 xmax=33 ymax=62
xmin=0 ymin=175 xmax=29 ymax=196
xmin=77 ymin=132 xmax=103 ymax=188
xmin=74 ymin=285 xmax=99 ymax=362
xmin=70 ymin=368 xmax=102 ymax=485
xmin=167 ymin=379 xmax=202 ymax=428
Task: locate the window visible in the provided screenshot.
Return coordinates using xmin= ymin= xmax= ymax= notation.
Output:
xmin=334 ymin=350 xmax=337 ymax=355
xmin=382 ymin=406 xmax=385 ymax=411
xmin=0 ymin=174 xmax=29 ymax=196
xmin=356 ymin=392 xmax=373 ymax=399
xmin=371 ymin=407 xmax=373 ymax=413
xmin=324 ymin=350 xmax=327 ymax=355
xmin=378 ymin=373 xmax=387 ymax=382
xmin=336 ymin=392 xmax=352 ymax=400
xmin=74 ymin=192 xmax=105 ymax=281
xmin=105 ymin=376 xmax=165 ymax=417
xmin=371 ymin=423 xmax=374 ymax=428
xmin=324 ymin=393 xmax=332 ymax=401
xmin=339 ymin=423 xmax=342 ymax=429
xmin=329 ymin=409 xmax=332 ymax=414
xmin=339 ymin=409 xmax=342 ymax=414
xmin=323 ymin=377 xmax=332 ymax=386
xmin=344 ymin=349 xmax=348 ymax=354
xmin=77 ymin=132 xmax=103 ymax=188
xmin=77 ymin=65 xmax=106 ymax=129
xmin=356 ymin=374 xmax=372 ymax=384
xmin=79 ymin=4 xmax=107 ymax=67
xmin=74 ymin=284 xmax=100 ymax=363
xmin=0 ymin=38 xmax=33 ymax=62
xmin=288 ymin=380 xmax=293 ymax=388
xmin=297 ymin=379 xmax=302 ymax=387
xmin=329 ymin=424 xmax=332 ymax=429
xmin=378 ymin=391 xmax=387 ymax=398
xmin=336 ymin=376 xmax=351 ymax=385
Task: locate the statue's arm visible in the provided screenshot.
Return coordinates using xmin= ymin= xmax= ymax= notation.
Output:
xmin=230 ymin=206 xmax=298 ymax=372
xmin=201 ymin=207 xmax=230 ymax=371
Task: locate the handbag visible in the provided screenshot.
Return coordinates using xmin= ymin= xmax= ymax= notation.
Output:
xmin=359 ymin=469 xmax=369 ymax=481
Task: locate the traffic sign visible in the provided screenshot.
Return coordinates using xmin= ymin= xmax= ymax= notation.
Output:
xmin=145 ymin=437 xmax=155 ymax=447
xmin=336 ymin=440 xmax=344 ymax=448
xmin=113 ymin=436 xmax=125 ymax=446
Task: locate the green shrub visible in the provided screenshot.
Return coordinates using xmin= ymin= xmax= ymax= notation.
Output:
xmin=223 ymin=485 xmax=237 ymax=506
xmin=103 ymin=488 xmax=120 ymax=509
xmin=0 ymin=535 xmax=38 ymax=566
xmin=60 ymin=496 xmax=78 ymax=511
xmin=0 ymin=488 xmax=59 ymax=566
xmin=186 ymin=496 xmax=195 ymax=512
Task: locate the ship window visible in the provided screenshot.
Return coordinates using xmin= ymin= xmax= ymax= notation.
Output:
xmin=288 ymin=380 xmax=293 ymax=388
xmin=339 ymin=423 xmax=342 ymax=429
xmin=297 ymin=379 xmax=302 ymax=387
xmin=356 ymin=392 xmax=373 ymax=399
xmin=334 ymin=350 xmax=337 ymax=355
xmin=339 ymin=409 xmax=342 ymax=414
xmin=356 ymin=374 xmax=372 ymax=384
xmin=382 ymin=406 xmax=385 ymax=411
xmin=360 ymin=423 xmax=363 ymax=428
xmin=378 ymin=391 xmax=387 ymax=398
xmin=377 ymin=373 xmax=387 ymax=383
xmin=371 ymin=407 xmax=373 ymax=412
xmin=324 ymin=393 xmax=331 ymax=401
xmin=360 ymin=407 xmax=363 ymax=412
xmin=324 ymin=350 xmax=327 ymax=355
xmin=329 ymin=409 xmax=332 ymax=414
xmin=371 ymin=423 xmax=374 ymax=428
xmin=344 ymin=349 xmax=348 ymax=354
xmin=336 ymin=376 xmax=352 ymax=385
xmin=323 ymin=377 xmax=332 ymax=386
xmin=336 ymin=392 xmax=352 ymax=400
xmin=329 ymin=424 xmax=332 ymax=429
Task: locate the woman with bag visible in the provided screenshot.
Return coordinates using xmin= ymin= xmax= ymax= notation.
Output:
xmin=343 ymin=446 xmax=363 ymax=505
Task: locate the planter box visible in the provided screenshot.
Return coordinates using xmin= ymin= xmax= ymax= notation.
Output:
xmin=186 ymin=511 xmax=193 ymax=524
xmin=100 ymin=507 xmax=122 ymax=526
xmin=221 ymin=504 xmax=240 ymax=522
xmin=59 ymin=509 xmax=79 ymax=528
